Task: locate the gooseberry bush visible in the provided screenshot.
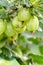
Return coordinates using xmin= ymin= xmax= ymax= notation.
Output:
xmin=0 ymin=0 xmax=43 ymax=65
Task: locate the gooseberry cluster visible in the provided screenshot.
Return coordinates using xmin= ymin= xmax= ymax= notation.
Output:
xmin=0 ymin=7 xmax=39 ymax=42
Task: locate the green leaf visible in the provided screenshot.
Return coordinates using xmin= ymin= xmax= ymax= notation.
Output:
xmin=0 ymin=58 xmax=20 ymax=65
xmin=0 ymin=10 xmax=8 ymax=19
xmin=29 ymin=54 xmax=43 ymax=64
xmin=39 ymin=45 xmax=43 ymax=55
xmin=28 ymin=37 xmax=41 ymax=44
xmin=9 ymin=59 xmax=20 ymax=65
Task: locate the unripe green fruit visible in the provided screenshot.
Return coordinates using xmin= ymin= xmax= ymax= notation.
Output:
xmin=18 ymin=8 xmax=31 ymax=22
xmin=5 ymin=22 xmax=14 ymax=37
xmin=5 ymin=22 xmax=18 ymax=41
xmin=0 ymin=19 xmax=6 ymax=35
xmin=12 ymin=16 xmax=21 ymax=28
xmin=26 ymin=16 xmax=39 ymax=32
xmin=17 ymin=26 xmax=26 ymax=33
xmin=30 ymin=0 xmax=40 ymax=8
xmin=12 ymin=16 xmax=26 ymax=33
xmin=8 ymin=33 xmax=18 ymax=41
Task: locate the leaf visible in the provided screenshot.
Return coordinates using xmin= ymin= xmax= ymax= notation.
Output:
xmin=33 ymin=63 xmax=43 ymax=65
xmin=16 ymin=57 xmax=27 ymax=65
xmin=17 ymin=36 xmax=30 ymax=54
xmin=0 ymin=57 xmax=20 ymax=65
xmin=0 ymin=10 xmax=8 ymax=19
xmin=9 ymin=59 xmax=20 ymax=65
xmin=28 ymin=37 xmax=41 ymax=44
xmin=0 ymin=41 xmax=6 ymax=48
xmin=29 ymin=54 xmax=43 ymax=64
xmin=28 ymin=44 xmax=40 ymax=55
xmin=0 ymin=0 xmax=9 ymax=8
xmin=39 ymin=45 xmax=43 ymax=55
